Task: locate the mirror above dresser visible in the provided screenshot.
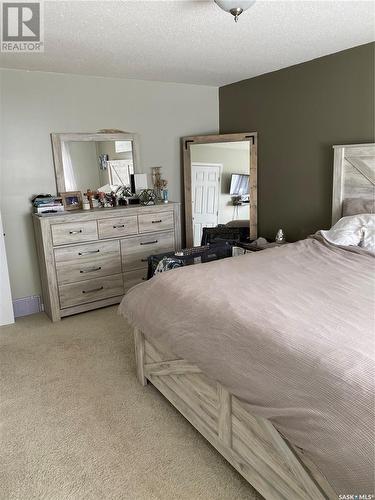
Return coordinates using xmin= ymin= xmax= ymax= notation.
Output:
xmin=51 ymin=131 xmax=141 ymax=195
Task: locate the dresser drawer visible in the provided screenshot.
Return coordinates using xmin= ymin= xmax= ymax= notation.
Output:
xmin=51 ymin=221 xmax=98 ymax=246
xmin=121 ymin=231 xmax=175 ymax=271
xmin=98 ymin=216 xmax=138 ymax=239
xmin=138 ymin=211 xmax=174 ymax=233
xmin=58 ymin=274 xmax=124 ymax=309
xmin=54 ymin=241 xmax=121 ymax=285
xmin=123 ymin=269 xmax=147 ymax=292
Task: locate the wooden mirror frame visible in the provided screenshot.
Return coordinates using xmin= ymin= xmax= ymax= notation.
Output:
xmin=182 ymin=132 xmax=258 ymax=248
xmin=51 ymin=132 xmax=141 ymax=194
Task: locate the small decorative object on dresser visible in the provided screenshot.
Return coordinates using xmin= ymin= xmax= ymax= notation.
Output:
xmin=61 ymin=191 xmax=83 ymax=211
xmin=32 ymin=194 xmax=64 ymax=214
xmin=82 ymin=195 xmax=90 ymax=210
xmin=139 ymin=189 xmax=157 ymax=206
xmin=133 ymin=173 xmax=148 ymax=192
xmin=152 ymin=166 xmax=162 ymax=200
xmin=161 ymin=179 xmax=168 ymax=203
xmin=152 ymin=166 xmax=168 ymax=201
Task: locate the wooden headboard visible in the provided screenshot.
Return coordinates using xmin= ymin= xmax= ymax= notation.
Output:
xmin=332 ymin=143 xmax=375 ymax=224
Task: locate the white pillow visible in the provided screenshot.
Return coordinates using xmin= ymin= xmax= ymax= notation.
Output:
xmin=361 ymin=222 xmax=375 ymax=253
xmin=321 ymin=214 xmax=375 ymax=252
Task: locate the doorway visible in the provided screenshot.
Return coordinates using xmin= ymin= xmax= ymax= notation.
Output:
xmin=191 ymin=163 xmax=221 ymax=246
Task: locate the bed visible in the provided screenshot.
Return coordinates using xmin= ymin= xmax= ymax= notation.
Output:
xmin=119 ymin=143 xmax=375 ymax=499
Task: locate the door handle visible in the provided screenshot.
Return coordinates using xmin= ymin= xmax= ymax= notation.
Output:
xmin=78 ymin=249 xmax=100 ymax=256
xmin=80 ymin=266 xmax=102 ymax=274
xmin=82 ymin=286 xmax=104 ymax=294
xmin=140 ymin=240 xmax=158 ymax=245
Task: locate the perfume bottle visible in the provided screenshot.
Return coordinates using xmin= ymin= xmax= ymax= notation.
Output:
xmin=275 ymin=229 xmax=286 ymax=244
xmin=82 ymin=195 xmax=90 ymax=210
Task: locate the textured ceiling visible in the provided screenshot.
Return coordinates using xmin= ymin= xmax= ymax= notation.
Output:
xmin=0 ymin=0 xmax=374 ymax=86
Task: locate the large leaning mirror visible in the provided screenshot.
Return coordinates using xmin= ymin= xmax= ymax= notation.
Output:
xmin=51 ymin=131 xmax=141 ymax=195
xmin=183 ymin=133 xmax=257 ymax=247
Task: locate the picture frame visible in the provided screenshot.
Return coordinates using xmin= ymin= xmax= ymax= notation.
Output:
xmin=60 ymin=191 xmax=83 ymax=211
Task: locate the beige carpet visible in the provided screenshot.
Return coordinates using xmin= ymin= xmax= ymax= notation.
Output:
xmin=0 ymin=306 xmax=261 ymax=500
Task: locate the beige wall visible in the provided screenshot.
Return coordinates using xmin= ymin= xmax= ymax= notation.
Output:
xmin=191 ymin=143 xmax=250 ymax=224
xmin=0 ymin=69 xmax=218 ymax=300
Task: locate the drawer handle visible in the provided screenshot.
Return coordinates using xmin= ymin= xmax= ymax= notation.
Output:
xmin=113 ymin=224 xmax=125 ymax=229
xmin=78 ymin=249 xmax=100 ymax=256
xmin=151 ymin=220 xmax=162 ymax=224
xmin=82 ymin=286 xmax=104 ymax=294
xmin=80 ymin=266 xmax=102 ymax=274
xmin=69 ymin=230 xmax=83 ymax=235
xmin=140 ymin=240 xmax=158 ymax=246
xmin=142 ymin=277 xmax=147 ymax=281
xmin=141 ymin=258 xmax=148 ymax=262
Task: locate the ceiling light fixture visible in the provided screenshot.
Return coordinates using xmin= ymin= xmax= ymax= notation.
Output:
xmin=214 ymin=0 xmax=256 ymax=22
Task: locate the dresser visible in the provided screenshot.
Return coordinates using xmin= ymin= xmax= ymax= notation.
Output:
xmin=33 ymin=203 xmax=181 ymax=321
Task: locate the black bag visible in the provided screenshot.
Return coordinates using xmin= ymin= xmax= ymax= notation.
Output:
xmin=147 ymin=242 xmax=233 ymax=279
xmin=201 ymin=225 xmax=249 ymax=246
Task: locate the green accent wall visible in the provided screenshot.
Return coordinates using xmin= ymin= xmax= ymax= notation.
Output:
xmin=219 ymin=42 xmax=375 ymax=241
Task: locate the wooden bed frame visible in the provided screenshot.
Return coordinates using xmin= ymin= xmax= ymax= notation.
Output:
xmin=134 ymin=328 xmax=336 ymax=500
xmin=131 ymin=144 xmax=375 ymax=500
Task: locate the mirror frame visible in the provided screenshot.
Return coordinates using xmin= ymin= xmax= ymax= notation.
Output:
xmin=51 ymin=131 xmax=141 ymax=194
xmin=182 ymin=132 xmax=258 ymax=247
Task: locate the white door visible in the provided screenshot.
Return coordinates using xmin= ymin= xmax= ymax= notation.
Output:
xmin=0 ymin=210 xmax=14 ymax=326
xmin=191 ymin=163 xmax=221 ymax=246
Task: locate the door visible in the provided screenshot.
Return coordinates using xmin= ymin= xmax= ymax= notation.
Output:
xmin=191 ymin=163 xmax=221 ymax=246
xmin=0 ymin=210 xmax=14 ymax=326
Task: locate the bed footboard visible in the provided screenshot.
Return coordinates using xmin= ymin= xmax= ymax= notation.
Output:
xmin=133 ymin=327 xmax=336 ymax=500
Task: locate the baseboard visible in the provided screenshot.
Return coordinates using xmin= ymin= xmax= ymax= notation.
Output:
xmin=13 ymin=295 xmax=43 ymax=318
